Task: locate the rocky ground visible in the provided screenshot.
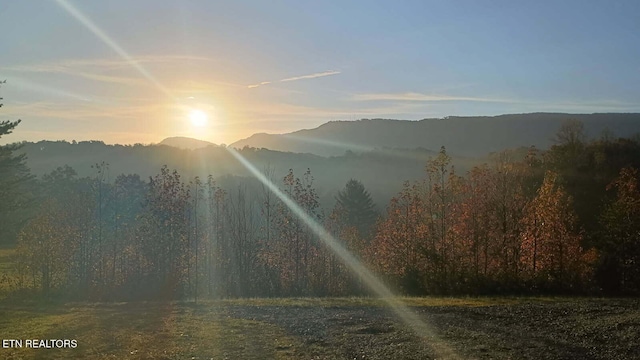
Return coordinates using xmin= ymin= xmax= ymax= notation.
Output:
xmin=224 ymin=298 xmax=640 ymax=359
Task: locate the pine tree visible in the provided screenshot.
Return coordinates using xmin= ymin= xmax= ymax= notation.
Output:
xmin=0 ymin=82 xmax=35 ymax=245
xmin=334 ymin=179 xmax=378 ymax=238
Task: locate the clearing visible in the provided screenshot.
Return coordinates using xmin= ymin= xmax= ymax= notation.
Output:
xmin=0 ymin=297 xmax=638 ymax=359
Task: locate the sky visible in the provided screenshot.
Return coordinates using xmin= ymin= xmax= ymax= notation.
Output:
xmin=1 ymin=0 xmax=639 ymax=145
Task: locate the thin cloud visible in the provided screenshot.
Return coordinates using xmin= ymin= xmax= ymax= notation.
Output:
xmin=3 ymin=55 xmax=212 ymax=72
xmin=3 ymin=100 xmax=172 ymax=122
xmin=3 ymin=63 xmax=145 ymax=87
xmin=4 ymin=76 xmax=95 ymax=102
xmin=351 ymin=93 xmax=640 ymax=113
xmin=280 ymin=70 xmax=341 ymax=82
xmin=59 ymin=55 xmax=213 ymax=70
xmin=8 ymin=65 xmax=146 ymax=86
xmin=248 ymin=81 xmax=272 ymax=89
xmin=72 ymin=71 xmax=145 ymax=86
xmin=524 ymin=100 xmax=640 ymax=113
xmin=248 ymin=70 xmax=340 ymax=89
xmin=350 ymin=92 xmax=517 ymax=103
xmin=2 ymin=55 xmax=214 ymax=87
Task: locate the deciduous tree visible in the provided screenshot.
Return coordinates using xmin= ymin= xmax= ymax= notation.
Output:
xmin=598 ymin=167 xmax=640 ymax=294
xmin=520 ymin=171 xmax=588 ymax=289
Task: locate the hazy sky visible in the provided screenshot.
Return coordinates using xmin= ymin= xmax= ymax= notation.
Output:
xmin=1 ymin=0 xmax=639 ymax=145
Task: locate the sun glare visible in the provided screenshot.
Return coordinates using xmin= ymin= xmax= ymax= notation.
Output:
xmin=189 ymin=109 xmax=208 ymax=127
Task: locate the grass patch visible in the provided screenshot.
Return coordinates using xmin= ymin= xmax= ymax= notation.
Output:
xmin=0 ymin=302 xmax=301 ymax=359
xmin=215 ymin=295 xmax=577 ymax=308
xmin=0 ymin=247 xmax=21 ymax=301
xmin=0 ymin=297 xmax=637 ymax=359
xmin=0 ymin=247 xmax=16 ymax=265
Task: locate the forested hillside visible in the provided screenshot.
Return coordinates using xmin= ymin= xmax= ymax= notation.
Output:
xmin=14 ymin=140 xmax=481 ymax=212
xmin=3 ymin=120 xmax=640 ymax=299
xmin=230 ymin=113 xmax=640 ymax=156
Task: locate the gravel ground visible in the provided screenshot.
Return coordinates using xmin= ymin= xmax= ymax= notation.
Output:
xmin=224 ymin=299 xmax=640 ymax=359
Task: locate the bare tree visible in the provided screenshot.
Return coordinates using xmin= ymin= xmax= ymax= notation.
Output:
xmin=553 ymin=119 xmax=586 ymax=147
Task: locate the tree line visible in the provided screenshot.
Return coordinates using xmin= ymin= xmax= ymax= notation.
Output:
xmin=370 ymin=123 xmax=639 ymax=295
xmin=3 ymin=119 xmax=640 ymax=300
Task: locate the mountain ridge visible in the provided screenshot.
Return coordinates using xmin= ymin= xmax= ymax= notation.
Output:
xmin=230 ymin=113 xmax=640 ymax=157
xmin=159 ymin=136 xmax=217 ymax=150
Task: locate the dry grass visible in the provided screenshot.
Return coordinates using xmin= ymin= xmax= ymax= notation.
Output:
xmin=0 ymin=297 xmax=638 ymax=359
xmin=1 ymin=249 xmax=634 ymax=359
xmin=216 ymin=295 xmax=575 ymax=308
xmin=0 ymin=248 xmax=21 ymax=300
xmin=0 ymin=302 xmax=301 ymax=359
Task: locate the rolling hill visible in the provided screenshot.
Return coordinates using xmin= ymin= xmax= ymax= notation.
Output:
xmin=159 ymin=136 xmax=217 ymax=149
xmin=13 ymin=112 xmax=640 ymax=210
xmin=230 ymin=113 xmax=640 ymax=157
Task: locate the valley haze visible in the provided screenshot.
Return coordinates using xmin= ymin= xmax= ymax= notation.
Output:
xmin=12 ymin=112 xmax=640 ymax=212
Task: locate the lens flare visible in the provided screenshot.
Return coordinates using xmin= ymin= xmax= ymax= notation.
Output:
xmin=54 ymin=0 xmax=173 ymax=99
xmin=226 ymin=147 xmax=459 ymax=359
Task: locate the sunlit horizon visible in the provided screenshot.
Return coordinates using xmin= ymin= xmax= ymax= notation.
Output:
xmin=2 ymin=1 xmax=640 ymax=146
xmin=2 ymin=2 xmax=640 ymax=358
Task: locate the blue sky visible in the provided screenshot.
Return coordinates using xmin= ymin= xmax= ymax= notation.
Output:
xmin=1 ymin=0 xmax=639 ymax=144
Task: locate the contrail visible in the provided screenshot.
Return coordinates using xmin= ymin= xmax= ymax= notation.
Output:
xmin=248 ymin=70 xmax=340 ymax=88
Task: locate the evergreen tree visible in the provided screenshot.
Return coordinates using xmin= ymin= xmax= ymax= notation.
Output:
xmin=334 ymin=179 xmax=377 ymax=238
xmin=0 ymin=81 xmax=35 ymax=245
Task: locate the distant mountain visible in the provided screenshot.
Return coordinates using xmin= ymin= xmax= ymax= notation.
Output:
xmin=14 ymin=112 xmax=640 ymax=210
xmin=230 ymin=113 xmax=640 ymax=157
xmin=159 ymin=137 xmax=216 ymax=150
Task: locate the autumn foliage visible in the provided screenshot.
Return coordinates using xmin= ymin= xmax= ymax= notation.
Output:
xmin=370 ymin=149 xmax=596 ymax=294
xmin=12 ymin=124 xmax=640 ymax=299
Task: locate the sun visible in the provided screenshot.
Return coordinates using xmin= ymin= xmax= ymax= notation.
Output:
xmin=189 ymin=109 xmax=208 ymax=127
